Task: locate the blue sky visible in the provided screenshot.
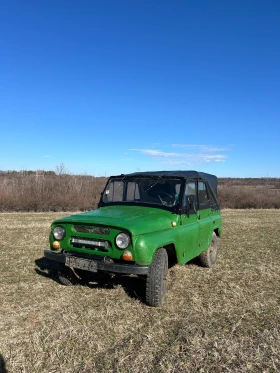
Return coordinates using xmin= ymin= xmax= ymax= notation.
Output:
xmin=1 ymin=0 xmax=279 ymax=177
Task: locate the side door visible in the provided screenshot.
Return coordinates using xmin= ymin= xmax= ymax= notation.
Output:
xmin=178 ymin=181 xmax=200 ymax=263
xmin=197 ymin=181 xmax=213 ymax=252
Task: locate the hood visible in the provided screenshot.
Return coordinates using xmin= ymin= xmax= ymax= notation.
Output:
xmin=54 ymin=205 xmax=178 ymax=236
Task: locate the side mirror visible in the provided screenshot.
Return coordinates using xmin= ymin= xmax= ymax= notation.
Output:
xmin=187 ymin=195 xmax=196 ymax=212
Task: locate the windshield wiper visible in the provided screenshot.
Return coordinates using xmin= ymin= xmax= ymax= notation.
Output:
xmin=144 ymin=175 xmax=164 ymax=193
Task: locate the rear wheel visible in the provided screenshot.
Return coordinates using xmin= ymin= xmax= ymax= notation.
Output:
xmin=199 ymin=232 xmax=218 ymax=268
xmin=146 ymin=248 xmax=168 ymax=307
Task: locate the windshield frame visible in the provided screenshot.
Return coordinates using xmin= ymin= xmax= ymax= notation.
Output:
xmin=98 ymin=175 xmax=185 ymax=213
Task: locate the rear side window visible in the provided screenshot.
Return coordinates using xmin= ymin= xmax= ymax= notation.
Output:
xmin=198 ymin=181 xmax=211 ymax=209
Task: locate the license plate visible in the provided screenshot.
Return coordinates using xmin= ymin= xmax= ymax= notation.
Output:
xmin=65 ymin=257 xmax=98 ymax=272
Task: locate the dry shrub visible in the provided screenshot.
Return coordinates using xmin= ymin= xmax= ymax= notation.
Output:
xmin=218 ymin=178 xmax=280 ymax=209
xmin=0 ymin=171 xmax=280 ymax=211
xmin=0 ymin=171 xmax=107 ymax=212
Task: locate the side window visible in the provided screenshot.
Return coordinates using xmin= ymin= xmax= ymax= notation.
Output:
xmin=175 ymin=183 xmax=181 ymax=194
xmin=183 ymin=181 xmax=197 ymax=212
xmin=198 ymin=181 xmax=210 ymax=209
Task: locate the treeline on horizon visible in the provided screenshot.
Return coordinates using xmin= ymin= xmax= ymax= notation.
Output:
xmin=0 ymin=167 xmax=279 ymax=211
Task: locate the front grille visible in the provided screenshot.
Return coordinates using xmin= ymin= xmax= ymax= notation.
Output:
xmin=74 ymin=225 xmax=110 ymax=235
xmin=70 ymin=236 xmax=110 ymax=252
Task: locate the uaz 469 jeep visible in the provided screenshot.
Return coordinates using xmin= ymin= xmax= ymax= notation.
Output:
xmin=44 ymin=171 xmax=222 ymax=306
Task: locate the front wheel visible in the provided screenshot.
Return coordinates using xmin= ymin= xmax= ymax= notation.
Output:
xmin=146 ymin=248 xmax=168 ymax=307
xmin=199 ymin=232 xmax=218 ymax=268
xmin=58 ymin=263 xmax=78 ymax=286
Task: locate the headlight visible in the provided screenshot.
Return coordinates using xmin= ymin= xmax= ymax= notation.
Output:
xmin=115 ymin=233 xmax=130 ymax=249
xmin=53 ymin=226 xmax=65 ymax=240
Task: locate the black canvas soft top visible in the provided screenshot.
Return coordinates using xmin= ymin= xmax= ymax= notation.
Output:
xmin=114 ymin=170 xmax=219 ymax=202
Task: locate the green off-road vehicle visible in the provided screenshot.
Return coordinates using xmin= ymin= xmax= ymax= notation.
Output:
xmin=44 ymin=171 xmax=222 ymax=306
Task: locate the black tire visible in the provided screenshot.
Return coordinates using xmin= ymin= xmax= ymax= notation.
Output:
xmin=146 ymin=248 xmax=168 ymax=307
xmin=199 ymin=232 xmax=218 ymax=268
xmin=58 ymin=263 xmax=78 ymax=286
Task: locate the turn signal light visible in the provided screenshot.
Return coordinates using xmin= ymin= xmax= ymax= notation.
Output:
xmin=52 ymin=241 xmax=61 ymax=250
xmin=122 ymin=250 xmax=133 ymax=261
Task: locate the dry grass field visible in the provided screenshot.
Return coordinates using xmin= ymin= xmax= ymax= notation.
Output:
xmin=0 ymin=210 xmax=279 ymax=373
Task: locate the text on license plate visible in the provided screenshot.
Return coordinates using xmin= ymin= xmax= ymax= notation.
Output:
xmin=65 ymin=257 xmax=98 ymax=272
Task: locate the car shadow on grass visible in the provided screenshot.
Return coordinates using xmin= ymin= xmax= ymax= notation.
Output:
xmin=0 ymin=354 xmax=8 ymax=373
xmin=89 ymin=273 xmax=147 ymax=303
xmin=34 ymin=257 xmax=146 ymax=303
xmin=35 ymin=257 xmax=60 ymax=282
xmin=187 ymin=256 xmax=202 ymax=267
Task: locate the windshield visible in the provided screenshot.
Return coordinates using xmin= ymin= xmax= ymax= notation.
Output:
xmin=102 ymin=177 xmax=182 ymax=208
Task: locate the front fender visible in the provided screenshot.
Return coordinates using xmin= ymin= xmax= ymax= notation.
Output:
xmin=133 ymin=229 xmax=177 ymax=265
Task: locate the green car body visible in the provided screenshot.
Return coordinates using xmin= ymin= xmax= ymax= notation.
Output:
xmin=45 ymin=170 xmax=222 ymax=306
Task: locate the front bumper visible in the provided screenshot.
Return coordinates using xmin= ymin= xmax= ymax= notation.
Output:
xmin=44 ymin=249 xmax=149 ymax=275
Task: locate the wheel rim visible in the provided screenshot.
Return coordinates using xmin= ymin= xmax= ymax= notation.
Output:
xmin=209 ymin=237 xmax=217 ymax=263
